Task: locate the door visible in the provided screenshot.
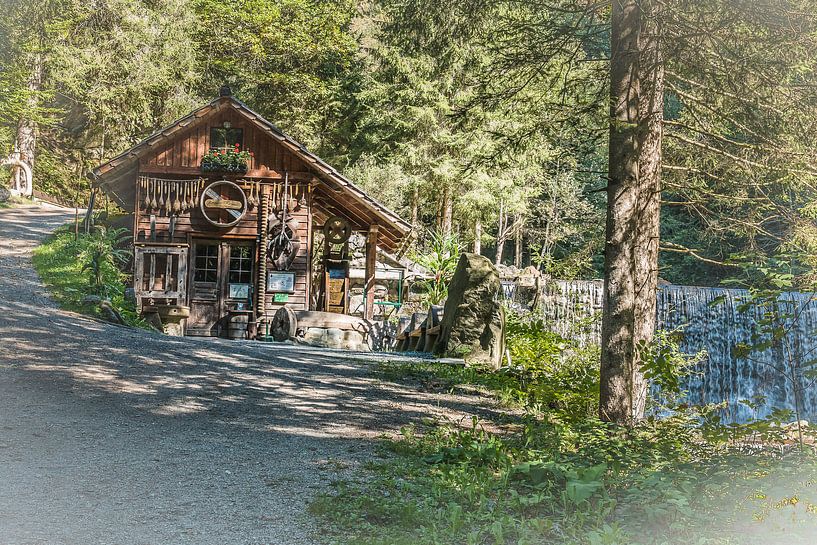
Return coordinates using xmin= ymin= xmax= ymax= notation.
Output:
xmin=187 ymin=240 xmax=255 ymax=336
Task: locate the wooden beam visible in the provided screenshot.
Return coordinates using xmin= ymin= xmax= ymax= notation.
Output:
xmin=364 ymin=224 xmax=379 ymax=320
xmin=256 ymin=185 xmax=270 ymax=324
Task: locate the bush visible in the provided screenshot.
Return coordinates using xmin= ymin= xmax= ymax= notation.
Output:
xmin=33 ymin=223 xmax=145 ymax=328
xmin=506 ymin=312 xmax=600 ymax=418
xmin=313 ymin=311 xmax=817 ymax=545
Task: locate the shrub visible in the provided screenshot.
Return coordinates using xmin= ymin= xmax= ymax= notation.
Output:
xmin=33 ymin=223 xmax=145 ymax=328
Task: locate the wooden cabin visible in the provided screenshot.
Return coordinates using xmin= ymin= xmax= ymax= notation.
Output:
xmin=92 ymin=89 xmax=411 ymax=339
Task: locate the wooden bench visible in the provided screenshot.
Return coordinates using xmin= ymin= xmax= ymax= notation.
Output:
xmin=396 ymin=312 xmax=425 ymax=352
xmin=395 ymin=305 xmax=444 ymax=353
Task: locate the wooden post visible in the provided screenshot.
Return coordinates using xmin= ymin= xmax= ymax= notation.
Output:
xmin=256 ymin=185 xmax=269 ymax=328
xmin=364 ymin=224 xmax=379 ymax=320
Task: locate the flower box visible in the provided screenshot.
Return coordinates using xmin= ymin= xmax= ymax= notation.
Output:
xmin=201 ymin=145 xmax=253 ymax=174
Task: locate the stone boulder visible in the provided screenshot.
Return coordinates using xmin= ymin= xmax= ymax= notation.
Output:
xmin=435 ymin=253 xmax=505 ymax=368
xmin=0 ymin=186 xmax=10 ymax=203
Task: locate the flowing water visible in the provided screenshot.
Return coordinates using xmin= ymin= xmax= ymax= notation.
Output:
xmin=538 ymin=280 xmax=817 ymax=423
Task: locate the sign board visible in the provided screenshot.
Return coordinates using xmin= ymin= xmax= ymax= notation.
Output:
xmin=267 ymin=271 xmax=296 ymax=293
xmin=273 ymin=293 xmax=289 ymax=303
xmin=328 ymin=268 xmax=346 ymax=279
xmin=229 ymin=283 xmax=251 ymax=300
xmin=204 ymin=198 xmax=242 ymax=210
xmin=327 ymin=278 xmax=346 ymax=306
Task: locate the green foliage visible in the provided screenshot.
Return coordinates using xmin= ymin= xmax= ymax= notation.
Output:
xmin=411 ymin=230 xmax=461 ymax=306
xmin=640 ymin=329 xmax=707 ymax=407
xmin=314 ymin=313 xmax=817 ymax=544
xmin=505 ymin=312 xmax=600 ymax=418
xmin=33 ymin=222 xmax=145 ymax=327
xmin=191 ymin=0 xmax=358 ymax=152
xmin=78 ymin=225 xmax=131 ymax=296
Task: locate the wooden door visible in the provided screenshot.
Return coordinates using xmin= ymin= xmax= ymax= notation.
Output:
xmin=188 ymin=241 xmax=223 ymax=336
xmin=187 ymin=240 xmax=255 ymax=337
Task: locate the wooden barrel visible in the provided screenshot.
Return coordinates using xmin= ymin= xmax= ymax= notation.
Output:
xmin=228 ymin=314 xmax=249 ymax=340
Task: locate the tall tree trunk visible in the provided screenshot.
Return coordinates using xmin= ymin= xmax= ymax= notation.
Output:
xmin=441 ymin=185 xmax=453 ymax=237
xmin=599 ymin=0 xmax=663 ymax=425
xmin=10 ymin=54 xmax=42 ymax=197
xmin=514 ymin=218 xmax=523 ymax=268
xmin=474 ymin=218 xmax=482 ymax=254
xmin=495 ymin=200 xmax=505 ymax=266
xmin=411 ymin=184 xmax=419 ymax=226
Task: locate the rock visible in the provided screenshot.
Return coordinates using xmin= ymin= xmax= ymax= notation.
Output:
xmin=124 ymin=287 xmax=137 ymax=305
xmin=99 ymin=300 xmax=126 ymax=325
xmin=302 ymin=328 xmax=328 ymax=347
xmin=435 ymin=253 xmax=505 ymax=368
xmin=81 ymin=294 xmax=103 ymax=306
xmin=0 ymin=186 xmax=10 ymax=203
xmin=143 ymin=311 xmax=163 ymax=332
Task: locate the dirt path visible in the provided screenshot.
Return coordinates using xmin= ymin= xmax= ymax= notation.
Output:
xmin=0 ymin=204 xmax=505 ymax=545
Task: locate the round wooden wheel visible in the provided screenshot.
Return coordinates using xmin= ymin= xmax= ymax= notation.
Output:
xmin=270 ymin=306 xmax=297 ymax=342
xmin=323 ymin=215 xmax=351 ymax=244
xmin=199 ymin=179 xmax=247 ymax=228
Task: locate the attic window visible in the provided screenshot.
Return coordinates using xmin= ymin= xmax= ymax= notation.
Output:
xmin=210 ymin=127 xmax=243 ymax=151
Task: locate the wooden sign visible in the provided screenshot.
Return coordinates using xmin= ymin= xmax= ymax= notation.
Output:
xmin=267 ymin=271 xmax=296 ymax=293
xmin=327 ymin=278 xmax=345 ymax=306
xmin=229 ymin=283 xmax=251 ymax=299
xmin=204 ymin=198 xmax=242 ymax=210
xmin=199 ymin=180 xmax=247 ymax=227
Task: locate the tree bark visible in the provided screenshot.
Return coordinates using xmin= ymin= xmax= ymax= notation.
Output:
xmin=10 ymin=53 xmax=42 ymax=197
xmin=474 ymin=218 xmax=482 ymax=254
xmin=411 ymin=184 xmax=419 ymax=226
xmin=514 ymin=219 xmax=523 ymax=268
xmin=495 ymin=200 xmax=505 ymax=266
xmin=599 ymin=0 xmax=663 ymax=425
xmin=440 ymin=185 xmax=453 ymax=237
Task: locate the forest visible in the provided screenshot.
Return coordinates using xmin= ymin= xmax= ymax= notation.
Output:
xmin=5 ymin=0 xmax=816 ymax=287
xmin=4 ymin=1 xmax=817 ymax=543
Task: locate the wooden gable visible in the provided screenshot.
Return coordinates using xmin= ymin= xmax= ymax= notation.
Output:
xmin=93 ymin=95 xmax=412 ymax=252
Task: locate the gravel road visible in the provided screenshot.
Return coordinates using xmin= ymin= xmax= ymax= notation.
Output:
xmin=0 ymin=204 xmax=506 ymax=545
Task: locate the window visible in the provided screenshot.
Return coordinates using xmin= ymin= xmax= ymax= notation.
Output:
xmin=194 ymin=244 xmax=219 ymax=283
xmin=138 ymin=252 xmax=180 ymax=292
xmin=228 ymin=245 xmax=253 ymax=284
xmin=210 ymin=127 xmax=244 ymax=151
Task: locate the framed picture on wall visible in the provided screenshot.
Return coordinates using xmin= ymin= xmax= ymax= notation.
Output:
xmin=267 ymin=271 xmax=296 ymax=293
xmin=229 ymin=283 xmax=251 ymax=300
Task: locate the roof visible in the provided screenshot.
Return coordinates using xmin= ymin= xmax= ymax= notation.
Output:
xmin=92 ymin=94 xmax=412 ymax=250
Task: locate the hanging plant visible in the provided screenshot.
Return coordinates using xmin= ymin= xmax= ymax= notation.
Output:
xmin=201 ymin=144 xmax=253 ymax=173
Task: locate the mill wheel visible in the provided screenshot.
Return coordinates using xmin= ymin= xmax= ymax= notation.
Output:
xmin=270 ymin=306 xmax=297 ymax=342
xmin=324 ymin=216 xmax=351 ymax=244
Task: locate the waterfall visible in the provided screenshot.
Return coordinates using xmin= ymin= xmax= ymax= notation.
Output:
xmin=538 ymin=280 xmax=817 ymax=423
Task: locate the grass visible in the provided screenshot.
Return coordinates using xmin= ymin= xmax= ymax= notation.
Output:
xmin=33 ymin=224 xmax=146 ymax=328
xmin=311 ymin=350 xmax=817 ymax=545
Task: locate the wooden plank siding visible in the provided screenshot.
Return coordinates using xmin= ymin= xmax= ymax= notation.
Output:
xmin=139 ymin=109 xmax=310 ymax=176
xmin=263 ymin=203 xmax=310 ymax=315
xmin=134 ymin=178 xmax=312 ymax=314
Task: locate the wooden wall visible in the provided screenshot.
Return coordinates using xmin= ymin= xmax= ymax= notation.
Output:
xmin=134 ymin=179 xmax=260 ymax=243
xmin=263 ymin=191 xmax=311 ymax=315
xmin=130 ymin=106 xmax=326 ymax=318
xmin=134 ymin=181 xmax=312 ymax=315
xmin=138 ymin=108 xmax=310 ymax=177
